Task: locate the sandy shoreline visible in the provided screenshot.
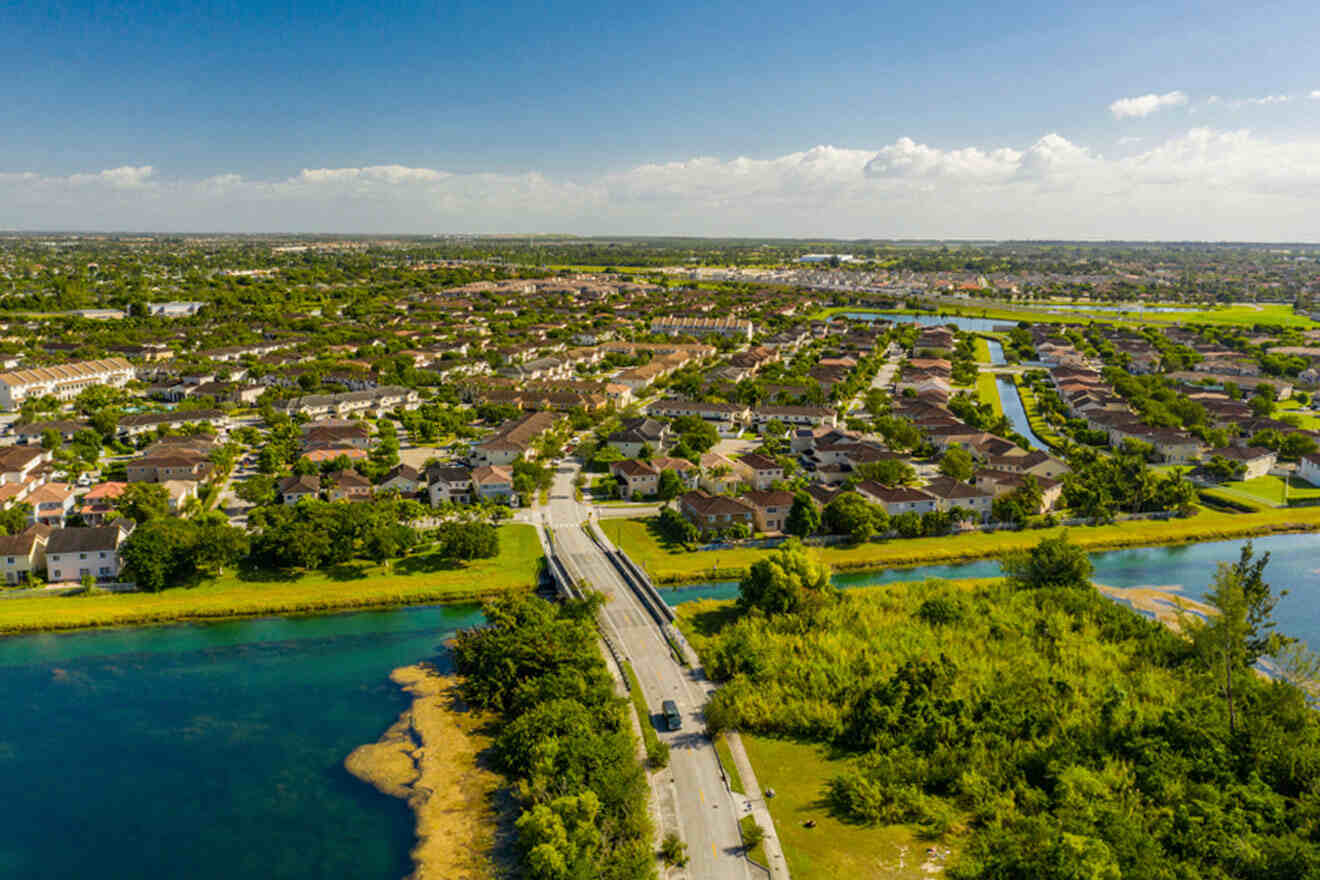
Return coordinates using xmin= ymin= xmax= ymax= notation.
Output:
xmin=345 ymin=665 xmax=503 ymax=880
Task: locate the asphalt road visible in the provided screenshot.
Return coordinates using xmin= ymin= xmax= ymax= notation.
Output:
xmin=543 ymin=460 xmax=757 ymax=880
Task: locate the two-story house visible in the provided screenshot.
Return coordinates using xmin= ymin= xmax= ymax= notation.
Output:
xmin=45 ymin=525 xmax=126 ymax=583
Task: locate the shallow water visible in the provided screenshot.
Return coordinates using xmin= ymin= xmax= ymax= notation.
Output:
xmin=0 ymin=604 xmax=483 ymax=879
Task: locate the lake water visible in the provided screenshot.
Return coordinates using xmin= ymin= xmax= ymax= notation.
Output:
xmin=0 ymin=604 xmax=483 ymax=880
xmin=985 ymin=339 xmax=1006 ymax=366
xmin=4 ymin=531 xmax=1320 ymax=877
xmin=841 ymin=312 xmax=1009 ymax=332
xmin=661 ymin=532 xmax=1320 ymax=648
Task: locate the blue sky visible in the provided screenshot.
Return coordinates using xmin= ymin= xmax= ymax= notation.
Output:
xmin=3 ymin=0 xmax=1320 ymax=236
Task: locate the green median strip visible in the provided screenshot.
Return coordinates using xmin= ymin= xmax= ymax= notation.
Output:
xmin=714 ymin=732 xmax=745 ymax=794
xmin=622 ymin=661 xmax=668 ymax=769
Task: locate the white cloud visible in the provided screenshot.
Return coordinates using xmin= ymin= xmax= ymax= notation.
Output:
xmin=3 ymin=129 xmax=1320 ymax=239
xmin=1110 ymin=91 xmax=1188 ymax=119
xmin=1310 ymin=90 xmax=1320 ymax=99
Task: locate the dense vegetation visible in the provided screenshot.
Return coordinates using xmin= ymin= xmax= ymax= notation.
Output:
xmin=453 ymin=594 xmax=654 ymax=880
xmin=689 ymin=541 xmax=1320 ymax=879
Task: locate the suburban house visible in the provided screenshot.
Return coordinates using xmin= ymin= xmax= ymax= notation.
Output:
xmin=975 ymin=470 xmax=1064 ymax=513
xmin=126 ymin=439 xmax=215 ymax=483
xmin=45 ymin=525 xmax=127 ymax=584
xmin=610 ymin=459 xmax=660 ymax=498
xmin=26 ymin=482 xmax=76 ymax=527
xmin=742 ymin=489 xmax=794 ymax=533
xmin=921 ymin=477 xmax=995 ymax=521
xmin=980 ymin=450 xmax=1071 ymax=481
xmin=327 ymin=470 xmax=373 ymax=502
xmin=379 ymin=464 xmax=423 ymax=494
xmin=607 ymin=418 xmax=670 ymax=458
xmin=739 ymin=452 xmax=784 ymax=490
xmin=77 ymin=481 xmax=127 ymax=525
xmin=427 ymin=466 xmax=474 ymax=506
xmin=751 ymin=405 xmax=838 ymax=429
xmin=1299 ymin=453 xmax=1320 ymax=487
xmin=646 ymin=398 xmax=749 ymax=429
xmin=0 ymin=446 xmax=50 ymax=484
xmin=678 ymin=490 xmax=756 ymax=532
xmin=470 ymin=411 xmax=559 ymax=467
xmin=651 ymin=456 xmax=700 ymax=489
xmin=855 ymin=482 xmax=940 ymax=517
xmin=1204 ymin=446 xmax=1277 ymax=481
xmin=303 ymin=421 xmax=372 ymax=451
xmin=278 ymin=474 xmax=321 ymax=505
xmin=0 ymin=524 xmax=50 ymax=584
xmin=471 ymin=465 xmax=516 ymax=503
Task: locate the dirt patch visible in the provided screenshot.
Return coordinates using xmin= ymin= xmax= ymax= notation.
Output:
xmin=346 ymin=665 xmax=509 ymax=880
xmin=1095 ymin=583 xmax=1217 ymax=633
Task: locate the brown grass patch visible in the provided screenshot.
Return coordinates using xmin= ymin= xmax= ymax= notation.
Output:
xmin=346 ymin=665 xmax=511 ymax=880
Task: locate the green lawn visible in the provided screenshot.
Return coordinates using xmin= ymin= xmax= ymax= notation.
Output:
xmin=976 ymin=371 xmax=1003 ymax=417
xmin=714 ymin=733 xmax=744 ymax=794
xmin=1215 ymin=474 xmax=1320 ymax=508
xmin=972 ymin=336 xmax=992 ymax=365
xmin=1277 ymin=399 xmax=1320 ymax=430
xmin=739 ymin=814 xmax=769 ymax=868
xmin=741 ymin=734 xmax=948 ymax=880
xmin=1012 ymin=377 xmax=1068 ymax=451
xmin=0 ymin=524 xmax=543 ymax=635
xmin=608 ymin=508 xmax=1320 ymax=584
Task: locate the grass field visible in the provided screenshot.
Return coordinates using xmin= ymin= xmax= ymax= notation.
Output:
xmin=972 ymin=336 xmax=992 ymax=364
xmin=1012 ymin=376 xmax=1068 ymax=450
xmin=605 ymin=508 xmax=1320 ymax=584
xmin=976 ymin=371 xmax=1003 ymax=417
xmin=1277 ymin=399 xmax=1320 ymax=430
xmin=815 ymin=303 xmax=1319 ymax=330
xmin=0 ymin=524 xmax=543 ymax=635
xmin=741 ymin=734 xmax=949 ymax=880
xmin=1214 ymin=474 xmax=1320 ymax=508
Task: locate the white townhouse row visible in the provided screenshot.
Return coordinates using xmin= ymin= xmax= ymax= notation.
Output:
xmin=0 ymin=358 xmax=136 ymax=409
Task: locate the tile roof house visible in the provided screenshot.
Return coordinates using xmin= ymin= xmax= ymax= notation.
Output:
xmin=1204 ymin=446 xmax=1276 ymax=481
xmin=0 ymin=524 xmax=50 ymax=584
xmin=739 ymin=452 xmax=784 ymax=490
xmin=741 ymin=489 xmax=795 ymax=533
xmin=76 ymin=481 xmax=127 ymax=526
xmin=471 ymin=412 xmax=559 ymax=467
xmin=427 ymin=465 xmax=474 ymax=506
xmin=26 ymin=481 xmax=76 ymax=527
xmin=327 ymin=470 xmax=373 ymax=502
xmin=277 ymin=474 xmax=321 ymax=505
xmin=610 ymin=459 xmax=659 ymax=498
xmin=607 ymin=418 xmax=670 ymax=458
xmin=855 ymin=482 xmax=939 ymax=516
xmin=379 ymin=464 xmax=423 ymax=494
xmin=679 ymin=490 xmax=756 ymax=532
xmin=45 ymin=525 xmax=127 ymax=584
xmin=471 ymin=465 xmax=515 ymax=503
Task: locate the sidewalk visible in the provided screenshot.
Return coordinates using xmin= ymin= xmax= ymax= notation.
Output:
xmin=725 ymin=730 xmax=791 ymax=879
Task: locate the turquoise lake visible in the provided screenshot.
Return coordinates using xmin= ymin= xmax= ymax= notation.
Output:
xmin=0 ymin=604 xmax=483 ymax=879
xmin=1 ymin=532 xmax=1318 ymax=877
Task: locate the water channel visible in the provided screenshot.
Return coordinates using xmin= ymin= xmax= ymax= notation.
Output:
xmin=3 ymin=533 xmax=1319 ymax=877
